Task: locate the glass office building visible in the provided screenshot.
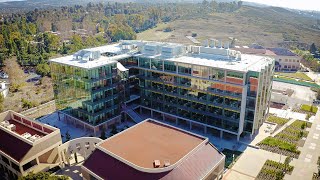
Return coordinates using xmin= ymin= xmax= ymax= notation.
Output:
xmin=50 ymin=41 xmax=274 ymax=140
xmin=50 ymin=50 xmax=121 ymax=126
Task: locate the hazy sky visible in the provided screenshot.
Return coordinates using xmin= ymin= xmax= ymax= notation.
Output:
xmin=245 ymin=0 xmax=320 ymax=11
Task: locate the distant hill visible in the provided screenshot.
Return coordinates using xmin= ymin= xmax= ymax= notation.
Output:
xmin=137 ymin=5 xmax=320 ymax=48
xmin=0 ymin=0 xmax=240 ymax=13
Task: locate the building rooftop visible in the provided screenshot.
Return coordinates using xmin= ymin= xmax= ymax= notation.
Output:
xmin=0 ymin=111 xmax=57 ymax=144
xmin=50 ymin=40 xmax=274 ymax=72
xmin=98 ymin=120 xmax=204 ymax=169
xmin=0 ymin=111 xmax=59 ymax=162
xmin=83 ymin=119 xmax=225 ymax=179
xmin=266 ymin=48 xmax=297 ymax=56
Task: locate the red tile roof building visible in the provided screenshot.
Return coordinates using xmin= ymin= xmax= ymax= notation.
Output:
xmin=82 ymin=119 xmax=225 ymax=180
xmin=0 ymin=111 xmax=63 ymax=179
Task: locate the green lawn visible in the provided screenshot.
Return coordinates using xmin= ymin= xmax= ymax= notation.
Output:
xmin=275 ymin=72 xmax=313 ymax=81
xmin=301 ymin=104 xmax=318 ymax=114
xmin=267 ymin=116 xmax=289 ymax=126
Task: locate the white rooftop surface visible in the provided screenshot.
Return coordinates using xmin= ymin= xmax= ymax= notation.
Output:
xmin=84 ymin=43 xmax=122 ymax=54
xmin=50 ymin=41 xmax=273 ymax=72
xmin=50 ymin=53 xmax=131 ymax=69
xmin=164 ymin=54 xmax=272 ymax=72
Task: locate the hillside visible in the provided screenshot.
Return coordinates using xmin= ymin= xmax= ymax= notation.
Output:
xmin=138 ymin=5 xmax=320 ymax=48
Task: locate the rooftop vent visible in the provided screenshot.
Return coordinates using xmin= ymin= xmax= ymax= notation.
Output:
xmin=164 ymin=160 xmax=171 ymax=167
xmin=28 ymin=134 xmax=41 ymax=142
xmin=6 ymin=124 xmax=16 ymax=131
xmin=22 ymin=132 xmax=32 ymax=139
xmin=0 ymin=120 xmax=10 ymax=127
xmin=153 ymin=160 xmax=161 ymax=168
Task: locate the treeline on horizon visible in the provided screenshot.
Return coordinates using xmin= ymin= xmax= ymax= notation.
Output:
xmin=0 ymin=1 xmax=242 ymax=73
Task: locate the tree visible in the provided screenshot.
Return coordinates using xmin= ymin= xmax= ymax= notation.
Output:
xmin=284 ymin=156 xmax=292 ymax=172
xmin=100 ymin=127 xmax=107 ymax=140
xmin=317 ymin=89 xmax=320 ymax=100
xmin=310 ymin=43 xmax=317 ymax=54
xmin=65 ymin=131 xmax=71 ymax=142
xmin=36 ymin=63 xmax=50 ymax=76
xmin=18 ymin=172 xmax=69 ymax=180
xmin=0 ymin=94 xmax=4 ymax=112
xmin=230 ymin=37 xmax=236 ymax=48
xmin=110 ymin=124 xmax=118 ymax=136
xmin=61 ymin=42 xmax=69 ymax=54
xmin=70 ymin=35 xmax=84 ymax=52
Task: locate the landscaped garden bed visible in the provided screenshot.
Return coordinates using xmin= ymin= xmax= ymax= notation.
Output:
xmin=256 ymin=159 xmax=294 ymax=180
xmin=274 ymin=72 xmax=313 ymax=81
xmin=257 ymin=120 xmax=311 ymax=158
xmin=266 ymin=115 xmax=290 ymax=133
xmin=293 ymin=104 xmax=318 ymax=116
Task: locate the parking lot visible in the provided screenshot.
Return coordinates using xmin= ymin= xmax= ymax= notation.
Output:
xmin=272 ymin=81 xmax=316 ymax=107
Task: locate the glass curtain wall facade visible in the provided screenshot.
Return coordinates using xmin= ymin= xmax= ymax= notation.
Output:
xmin=51 ymin=50 xmax=273 ymax=137
xmin=122 ymin=56 xmax=274 ymax=137
xmin=51 ymin=62 xmax=121 ymax=125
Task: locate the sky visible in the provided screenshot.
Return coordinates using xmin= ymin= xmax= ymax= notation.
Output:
xmin=245 ymin=0 xmax=320 ymax=11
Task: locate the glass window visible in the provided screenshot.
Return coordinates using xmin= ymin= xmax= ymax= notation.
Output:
xmin=164 ymin=61 xmax=176 ymax=72
xmin=139 ymin=57 xmax=150 ymax=68
xmin=226 ymin=71 xmax=243 ymax=85
xmin=178 ymin=63 xmax=192 ymax=75
xmin=217 ymin=70 xmax=225 ymax=82
xmin=151 ymin=59 xmax=163 ymax=70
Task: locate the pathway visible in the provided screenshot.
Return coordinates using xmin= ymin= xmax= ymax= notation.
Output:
xmin=224 ymin=147 xmax=284 ymax=180
xmin=284 ymin=110 xmax=320 ymax=180
xmin=271 ymin=119 xmax=296 ymax=137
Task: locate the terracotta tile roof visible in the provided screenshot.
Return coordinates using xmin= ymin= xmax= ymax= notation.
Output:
xmin=83 ymin=143 xmax=223 ymax=180
xmin=0 ymin=128 xmax=32 ymax=162
xmin=99 ymin=121 xmax=204 ymax=169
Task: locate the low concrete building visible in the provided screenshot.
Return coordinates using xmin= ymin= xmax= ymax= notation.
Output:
xmin=82 ymin=119 xmax=225 ymax=180
xmin=0 ymin=111 xmax=63 ymax=179
xmin=266 ymin=48 xmax=301 ymax=71
xmin=233 ymin=47 xmax=301 ymax=71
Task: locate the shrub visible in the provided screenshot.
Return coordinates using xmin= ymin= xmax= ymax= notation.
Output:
xmin=267 ymin=116 xmax=289 ymax=125
xmin=301 ymin=104 xmax=318 ymax=113
xmin=21 ymin=98 xmax=35 ymax=109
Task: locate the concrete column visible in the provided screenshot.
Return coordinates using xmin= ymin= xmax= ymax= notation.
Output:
xmin=94 ymin=128 xmax=96 ymax=137
xmin=204 ymin=126 xmax=207 ymax=134
xmin=162 ymin=114 xmax=165 ymax=121
xmin=237 ymin=134 xmax=240 ymax=142
xmin=220 ymin=130 xmax=223 ymax=139
xmin=175 ymin=118 xmax=178 ymax=125
xmin=151 ymin=110 xmax=153 ymax=118
xmin=189 ymin=121 xmax=192 ymax=130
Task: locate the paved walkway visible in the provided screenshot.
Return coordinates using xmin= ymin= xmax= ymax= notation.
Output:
xmin=224 ymin=147 xmax=284 ymax=180
xmin=271 ymin=119 xmax=296 ymax=137
xmin=284 ymin=110 xmax=320 ymax=180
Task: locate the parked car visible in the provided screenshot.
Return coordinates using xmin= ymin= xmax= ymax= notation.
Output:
xmin=0 ymin=72 xmax=8 ymax=79
xmin=313 ymin=100 xmax=320 ymax=105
